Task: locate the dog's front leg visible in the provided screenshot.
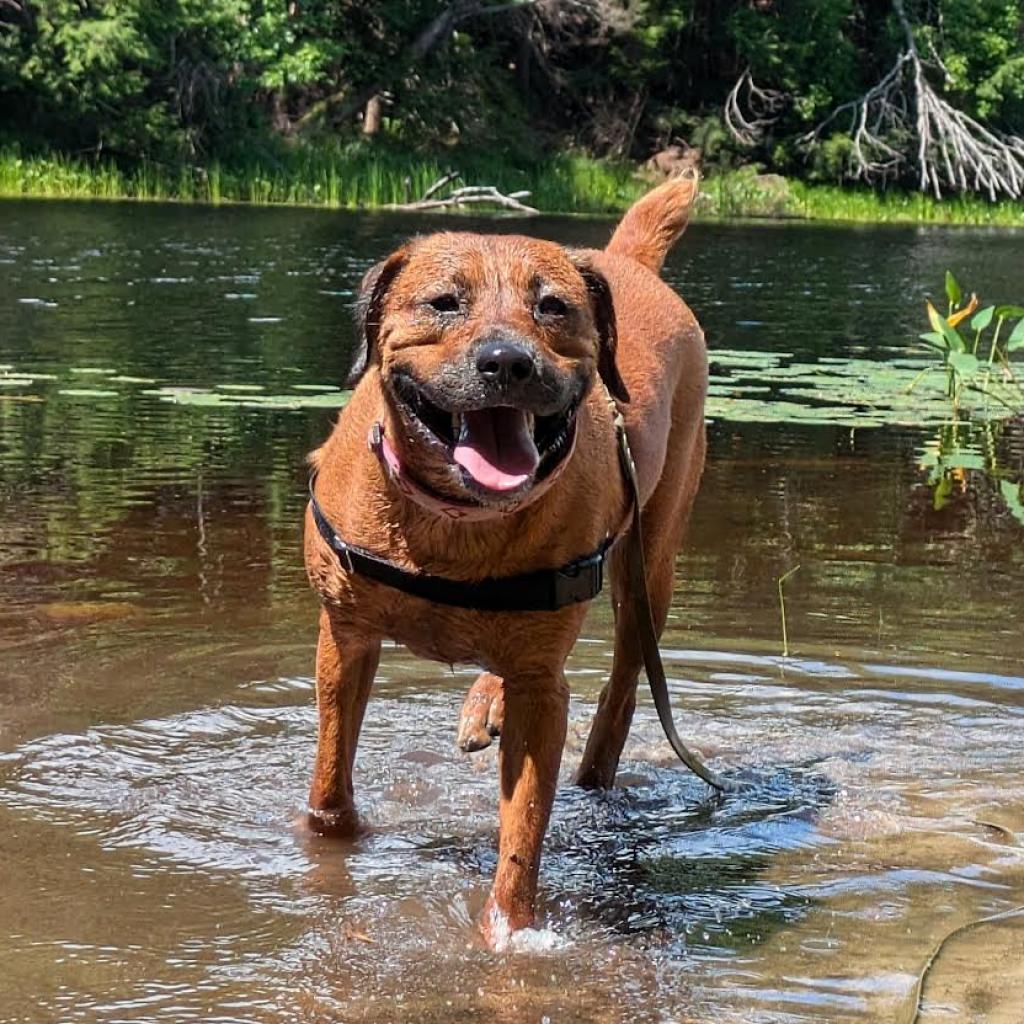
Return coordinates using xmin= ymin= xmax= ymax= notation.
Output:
xmin=481 ymin=669 xmax=568 ymax=947
xmin=307 ymin=607 xmax=380 ymax=838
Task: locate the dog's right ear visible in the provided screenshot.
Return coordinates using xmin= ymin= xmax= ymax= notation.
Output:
xmin=349 ymin=248 xmax=408 ymax=386
xmin=569 ymin=254 xmax=630 ymax=404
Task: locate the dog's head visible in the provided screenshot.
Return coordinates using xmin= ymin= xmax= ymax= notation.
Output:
xmin=349 ymin=233 xmax=627 ymax=504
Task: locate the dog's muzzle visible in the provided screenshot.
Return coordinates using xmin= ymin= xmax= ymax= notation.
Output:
xmin=386 ymin=368 xmax=582 ymax=499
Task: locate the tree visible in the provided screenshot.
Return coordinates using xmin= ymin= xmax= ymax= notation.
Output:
xmin=804 ymin=0 xmax=1024 ymax=198
xmin=725 ymin=0 xmax=1024 ymax=198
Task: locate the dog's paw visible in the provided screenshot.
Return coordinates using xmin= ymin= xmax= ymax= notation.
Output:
xmin=306 ymin=806 xmax=362 ymax=839
xmin=457 ymin=672 xmax=504 ymax=752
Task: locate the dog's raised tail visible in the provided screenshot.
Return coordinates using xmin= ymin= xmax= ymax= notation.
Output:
xmin=605 ymin=170 xmax=699 ymax=275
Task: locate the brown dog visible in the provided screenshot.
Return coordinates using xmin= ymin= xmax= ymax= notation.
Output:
xmin=304 ymin=174 xmax=706 ymax=947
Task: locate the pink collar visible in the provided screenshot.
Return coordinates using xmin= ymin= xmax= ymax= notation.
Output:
xmin=368 ymin=421 xmax=577 ymax=522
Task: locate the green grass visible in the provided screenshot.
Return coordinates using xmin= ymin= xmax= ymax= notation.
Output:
xmin=703 ymin=168 xmax=1024 ymax=226
xmin=0 ymin=143 xmax=644 ymax=215
xmin=3 ymin=143 xmax=1024 ymax=226
xmin=789 ymin=181 xmax=1024 ymax=226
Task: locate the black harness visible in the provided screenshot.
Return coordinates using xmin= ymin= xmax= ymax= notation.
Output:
xmin=308 ymin=478 xmax=613 ymax=613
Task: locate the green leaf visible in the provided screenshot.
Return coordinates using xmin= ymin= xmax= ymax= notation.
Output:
xmin=927 ymin=303 xmax=966 ymax=353
xmin=944 ymin=271 xmax=961 ymax=308
xmin=1000 ymin=480 xmax=1024 ymax=527
xmin=947 ymin=351 xmax=980 ymax=377
xmin=994 ymin=305 xmax=1024 ymax=320
xmin=918 ymin=331 xmax=946 ymax=351
xmin=943 ymin=452 xmax=985 ymax=471
xmin=941 ymin=320 xmax=967 ymax=353
xmin=933 ymin=474 xmax=953 ymax=511
xmin=1007 ymin=319 xmax=1024 ymax=352
xmin=970 ymin=306 xmax=995 ymax=332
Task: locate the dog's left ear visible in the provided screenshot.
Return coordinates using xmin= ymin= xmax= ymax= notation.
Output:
xmin=571 ymin=255 xmax=630 ymax=404
xmin=349 ymin=248 xmax=408 ymax=386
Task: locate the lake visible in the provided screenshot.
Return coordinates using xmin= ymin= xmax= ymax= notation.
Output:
xmin=1 ymin=199 xmax=1022 ymax=1023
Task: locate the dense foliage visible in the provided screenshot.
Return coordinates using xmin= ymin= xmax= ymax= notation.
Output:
xmin=1 ymin=1 xmax=1022 ymax=191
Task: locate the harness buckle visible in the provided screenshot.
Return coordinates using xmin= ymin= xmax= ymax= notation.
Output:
xmin=552 ymin=552 xmax=604 ymax=608
xmin=335 ymin=538 xmax=354 ymax=574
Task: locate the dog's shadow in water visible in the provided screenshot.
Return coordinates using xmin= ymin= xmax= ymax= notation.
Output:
xmin=448 ymin=761 xmax=837 ymax=948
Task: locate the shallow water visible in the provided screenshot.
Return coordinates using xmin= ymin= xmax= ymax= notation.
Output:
xmin=1 ymin=200 xmax=1022 ymax=1023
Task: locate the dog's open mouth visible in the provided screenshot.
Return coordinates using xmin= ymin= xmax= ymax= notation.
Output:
xmin=389 ymin=373 xmax=578 ymax=495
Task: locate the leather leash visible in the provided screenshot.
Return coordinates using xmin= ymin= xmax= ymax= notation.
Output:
xmin=613 ymin=412 xmax=732 ymax=793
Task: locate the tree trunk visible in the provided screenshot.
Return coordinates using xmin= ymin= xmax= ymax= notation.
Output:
xmin=295 ymin=1 xmax=538 ymax=133
xmin=362 ymin=94 xmax=383 ymax=136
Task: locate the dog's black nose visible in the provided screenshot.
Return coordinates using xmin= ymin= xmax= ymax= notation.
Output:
xmin=476 ymin=340 xmax=536 ymax=386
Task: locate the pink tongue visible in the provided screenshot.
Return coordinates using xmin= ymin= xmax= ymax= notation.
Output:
xmin=453 ymin=408 xmax=540 ymax=492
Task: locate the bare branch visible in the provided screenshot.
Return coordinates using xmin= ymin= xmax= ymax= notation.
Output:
xmin=801 ymin=0 xmax=1024 ymax=200
xmin=724 ymin=69 xmax=787 ymax=147
xmin=419 ymin=170 xmax=462 ymax=201
xmin=390 ymin=178 xmax=538 ymax=215
xmin=801 ymin=52 xmax=912 ymax=181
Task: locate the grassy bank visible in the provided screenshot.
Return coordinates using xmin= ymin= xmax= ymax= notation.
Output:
xmin=0 ymin=144 xmax=644 ymax=215
xmin=3 ymin=144 xmax=1024 ymax=226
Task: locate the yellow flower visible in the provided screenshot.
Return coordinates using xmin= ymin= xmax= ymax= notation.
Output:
xmin=947 ymin=293 xmax=979 ymax=328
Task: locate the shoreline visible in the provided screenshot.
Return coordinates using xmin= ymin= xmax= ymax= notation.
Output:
xmin=3 ymin=148 xmax=1023 ymax=228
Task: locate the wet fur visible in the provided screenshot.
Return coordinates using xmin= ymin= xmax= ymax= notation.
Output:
xmin=304 ymin=173 xmax=706 ymax=944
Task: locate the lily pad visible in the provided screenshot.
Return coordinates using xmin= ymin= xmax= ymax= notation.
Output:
xmin=292 ymin=391 xmax=351 ymax=408
xmin=1000 ymin=479 xmax=1024 ymax=526
xmin=157 ymin=391 xmax=226 ymax=407
xmin=146 ymin=385 xmax=351 ymax=412
xmin=704 ymin=348 xmax=1022 ymax=429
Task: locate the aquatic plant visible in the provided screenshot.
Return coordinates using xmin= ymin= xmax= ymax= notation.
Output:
xmin=917 ymin=271 xmax=1024 ymax=415
xmin=776 ymin=565 xmax=801 ymax=659
xmin=919 ymin=419 xmax=1024 ymax=526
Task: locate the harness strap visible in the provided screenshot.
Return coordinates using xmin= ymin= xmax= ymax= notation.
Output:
xmin=308 ymin=476 xmax=613 ymax=612
xmin=612 ymin=413 xmax=732 ymax=793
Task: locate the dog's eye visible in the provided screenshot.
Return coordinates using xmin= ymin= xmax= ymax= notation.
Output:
xmin=427 ymin=293 xmax=460 ymax=314
xmin=536 ymin=295 xmax=568 ymax=318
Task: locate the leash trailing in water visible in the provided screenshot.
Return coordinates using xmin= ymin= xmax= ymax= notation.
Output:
xmin=906 ymin=903 xmax=1024 ymax=1024
xmin=612 ymin=411 xmax=733 ymax=794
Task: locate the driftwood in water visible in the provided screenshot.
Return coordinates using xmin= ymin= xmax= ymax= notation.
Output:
xmin=390 ymin=172 xmax=539 ymax=214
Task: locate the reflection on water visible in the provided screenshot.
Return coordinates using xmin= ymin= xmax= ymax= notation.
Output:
xmin=1 ymin=200 xmax=1023 ymax=1023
